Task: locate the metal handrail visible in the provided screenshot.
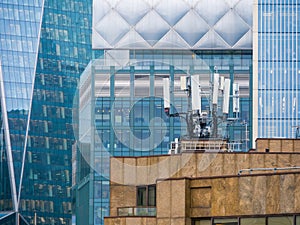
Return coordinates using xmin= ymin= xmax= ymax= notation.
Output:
xmin=238 ymin=166 xmax=300 ymax=175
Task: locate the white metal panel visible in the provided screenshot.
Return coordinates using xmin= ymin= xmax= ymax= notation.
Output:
xmin=233 ymin=83 xmax=240 ymax=113
xmin=223 ymin=78 xmax=231 ymax=114
xmin=163 ymin=78 xmax=170 ymax=108
xmin=191 ymin=75 xmax=201 ymax=112
xmin=212 ymin=73 xmax=219 ymax=105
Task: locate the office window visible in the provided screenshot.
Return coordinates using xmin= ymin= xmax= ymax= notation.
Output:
xmin=240 ymin=218 xmax=265 ymax=225
xmin=137 ymin=187 xmax=147 ymax=206
xmin=194 ymin=220 xmax=211 ymax=225
xmin=296 ymin=216 xmax=300 ymax=225
xmin=148 ymin=185 xmax=156 ymax=206
xmin=137 ymin=185 xmax=156 ymax=206
xmin=268 ymin=216 xmax=293 ymax=225
xmin=213 ymin=218 xmax=238 ymax=225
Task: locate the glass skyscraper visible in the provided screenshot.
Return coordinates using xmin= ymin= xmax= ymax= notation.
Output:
xmin=0 ymin=0 xmax=98 ymax=224
xmin=253 ymin=0 xmax=300 ymax=140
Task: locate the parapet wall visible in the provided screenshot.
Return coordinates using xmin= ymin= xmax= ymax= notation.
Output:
xmin=109 ymin=151 xmax=300 ymax=217
xmin=256 ymin=138 xmax=300 ymax=152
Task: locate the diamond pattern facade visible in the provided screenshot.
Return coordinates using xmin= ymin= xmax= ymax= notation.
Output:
xmin=93 ymin=0 xmax=253 ymax=49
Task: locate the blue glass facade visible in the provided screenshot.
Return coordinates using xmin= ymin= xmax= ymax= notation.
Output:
xmin=76 ymin=50 xmax=252 ymax=225
xmin=0 ymin=0 xmax=99 ymax=224
xmin=0 ymin=0 xmax=45 ymax=217
xmin=256 ymin=0 xmax=300 ymax=138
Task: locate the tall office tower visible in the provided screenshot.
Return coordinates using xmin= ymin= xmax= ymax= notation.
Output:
xmin=253 ymin=0 xmax=300 ymax=141
xmin=0 ymin=0 xmax=97 ymax=224
xmin=75 ymin=1 xmax=253 ymax=225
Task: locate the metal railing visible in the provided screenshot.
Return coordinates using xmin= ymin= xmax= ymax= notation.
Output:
xmin=169 ymin=138 xmax=229 ymax=154
xmin=117 ymin=207 xmax=156 ymax=217
xmin=238 ymin=166 xmax=300 ymax=175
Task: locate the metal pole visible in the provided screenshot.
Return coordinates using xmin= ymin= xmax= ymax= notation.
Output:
xmin=245 ymin=122 xmax=248 ymax=151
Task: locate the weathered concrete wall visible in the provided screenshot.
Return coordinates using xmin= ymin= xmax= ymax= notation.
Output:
xmin=156 ymin=179 xmax=190 ymax=225
xmin=110 ymin=152 xmax=300 ymax=187
xmin=104 ymin=217 xmax=156 ymax=225
xmin=154 ymin=173 xmax=300 ymax=221
xmin=110 ymin=184 xmax=136 ymax=216
xmin=108 ymin=141 xmax=300 ymax=225
xmin=256 ymin=138 xmax=300 ymax=152
xmin=107 ymin=173 xmax=300 ymax=225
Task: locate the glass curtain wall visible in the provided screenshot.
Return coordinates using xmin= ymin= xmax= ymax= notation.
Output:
xmin=77 ymin=50 xmax=252 ymax=225
xmin=0 ymin=0 xmax=45 ymax=218
xmin=19 ymin=0 xmax=100 ymax=224
xmin=257 ymin=0 xmax=300 ymax=138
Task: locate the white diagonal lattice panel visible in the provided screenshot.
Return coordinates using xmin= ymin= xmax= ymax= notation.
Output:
xmin=135 ymin=11 xmax=170 ymax=46
xmin=94 ymin=11 xmax=130 ymax=46
xmin=116 ymin=0 xmax=150 ymax=25
xmin=155 ymin=0 xmax=190 ymax=26
xmin=93 ymin=0 xmax=253 ymax=50
xmin=214 ymin=10 xmax=250 ymax=47
xmin=195 ymin=0 xmax=230 ymax=27
xmin=195 ymin=30 xmax=230 ymax=49
xmin=235 ymin=0 xmax=253 ymax=26
xmin=174 ymin=10 xmax=210 ymax=47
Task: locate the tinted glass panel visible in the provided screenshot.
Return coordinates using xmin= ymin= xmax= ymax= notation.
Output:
xmin=240 ymin=218 xmax=266 ymax=225
xmin=137 ymin=187 xmax=147 ymax=206
xmin=148 ymin=186 xmax=156 ymax=206
xmin=195 ymin=220 xmax=211 ymax=225
xmin=296 ymin=216 xmax=300 ymax=225
xmin=213 ymin=218 xmax=238 ymax=225
xmin=268 ymin=217 xmax=293 ymax=225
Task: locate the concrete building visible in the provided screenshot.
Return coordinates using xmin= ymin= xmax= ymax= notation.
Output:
xmin=104 ymin=138 xmax=300 ymax=225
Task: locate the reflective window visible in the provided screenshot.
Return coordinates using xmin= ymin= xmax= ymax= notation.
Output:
xmin=240 ymin=218 xmax=266 ymax=225
xmin=137 ymin=185 xmax=156 ymax=207
xmin=137 ymin=187 xmax=147 ymax=206
xmin=213 ymin=218 xmax=238 ymax=225
xmin=195 ymin=220 xmax=211 ymax=225
xmin=297 ymin=216 xmax=300 ymax=225
xmin=268 ymin=216 xmax=293 ymax=225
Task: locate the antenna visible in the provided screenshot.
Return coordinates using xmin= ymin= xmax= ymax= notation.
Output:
xmin=212 ymin=73 xmax=219 ymax=105
xmin=191 ymin=75 xmax=201 ymax=112
xmin=163 ymin=78 xmax=170 ymax=109
xmin=219 ymin=76 xmax=224 ymax=91
xmin=180 ymin=76 xmax=187 ymax=90
xmin=233 ymin=83 xmax=239 ymax=113
xmin=223 ymin=78 xmax=231 ymax=114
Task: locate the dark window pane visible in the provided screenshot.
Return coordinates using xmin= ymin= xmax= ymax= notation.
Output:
xmin=213 ymin=218 xmax=238 ymax=225
xmin=148 ymin=186 xmax=156 ymax=206
xmin=194 ymin=220 xmax=211 ymax=225
xmin=137 ymin=187 xmax=147 ymax=206
xmin=240 ymin=218 xmax=265 ymax=225
xmin=296 ymin=216 xmax=300 ymax=225
xmin=268 ymin=217 xmax=293 ymax=225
